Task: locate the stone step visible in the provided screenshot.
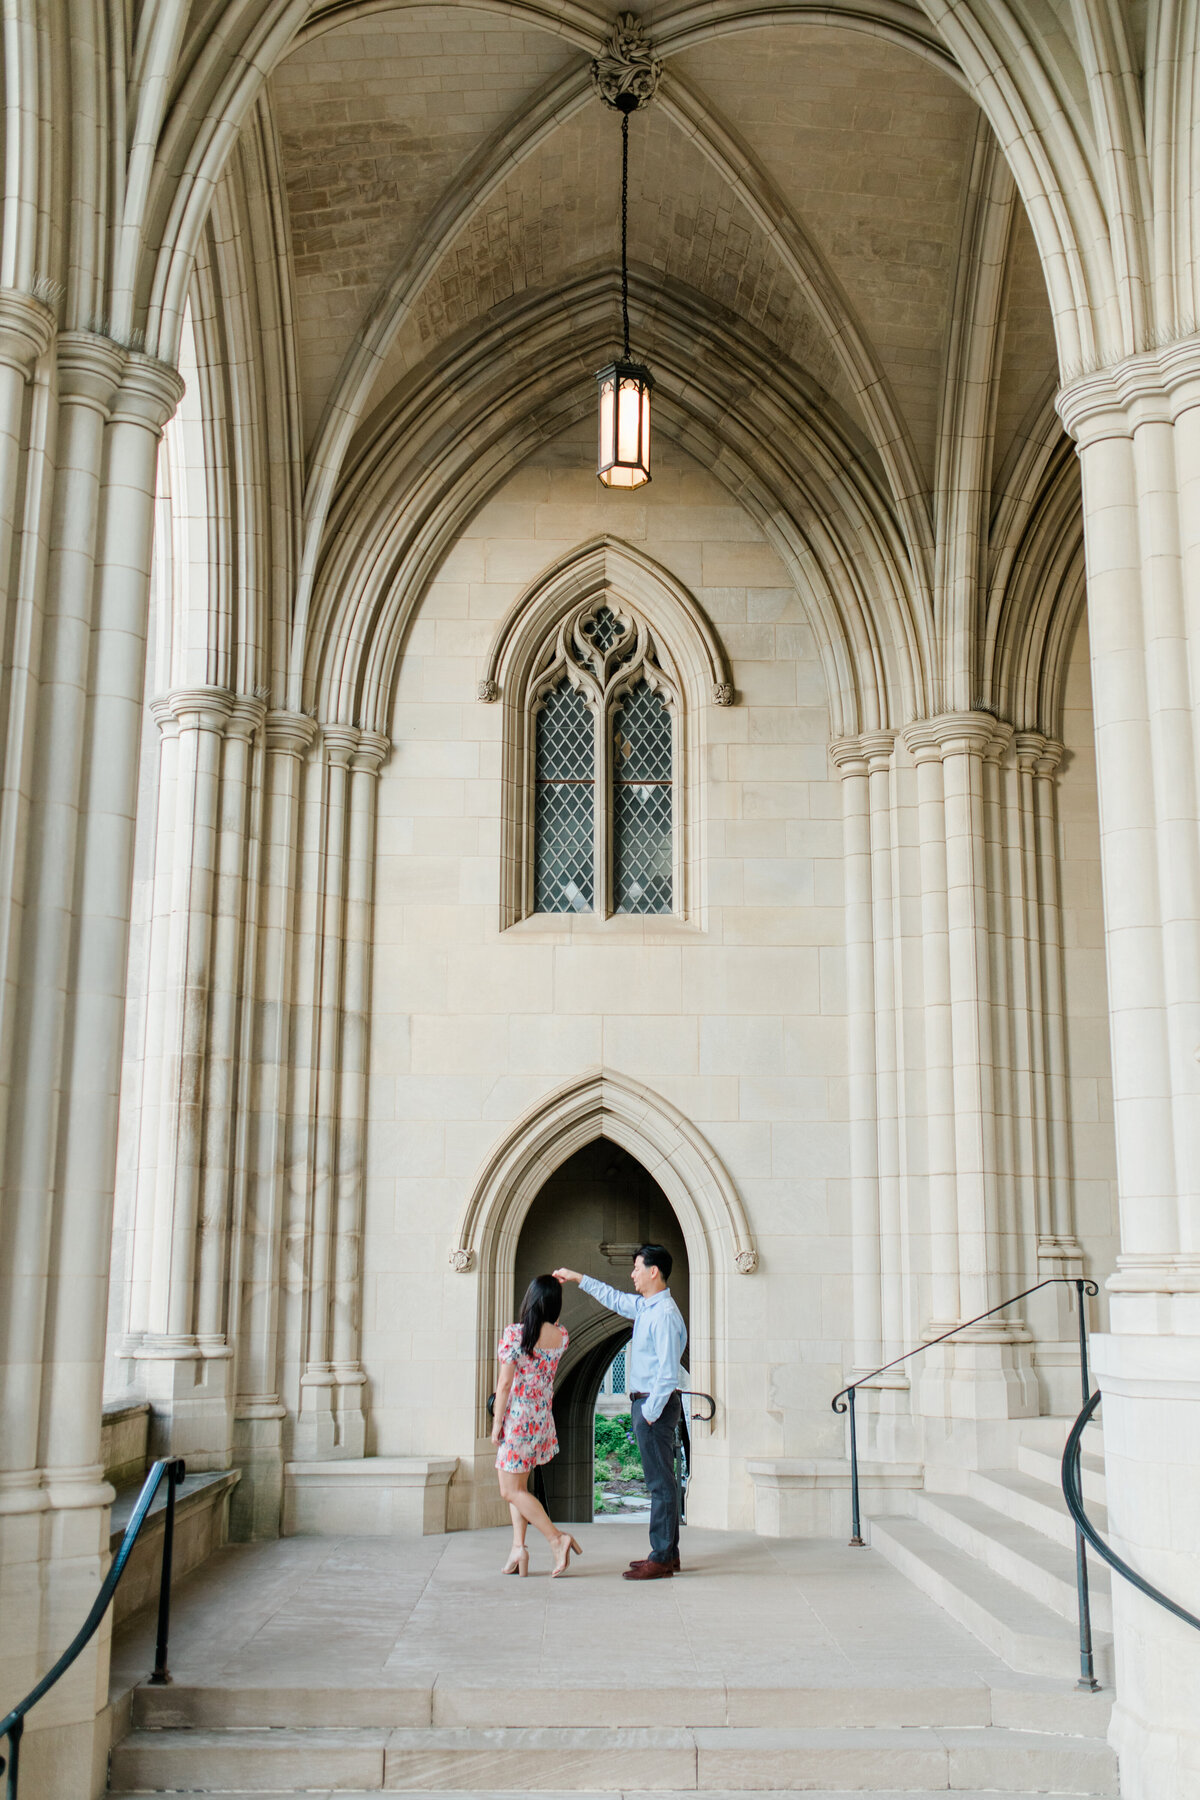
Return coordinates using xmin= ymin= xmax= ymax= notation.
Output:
xmin=868 ymin=1514 xmax=1113 ymax=1682
xmin=912 ymin=1490 xmax=1112 ymax=1631
xmin=1018 ymin=1439 xmax=1108 ymax=1508
xmin=965 ymin=1466 xmax=1109 ymax=1552
xmin=106 ymin=1791 xmax=1116 ymax=1800
xmin=130 ymin=1677 xmax=1112 ymax=1733
xmin=108 ymin=1722 xmax=1118 ymax=1794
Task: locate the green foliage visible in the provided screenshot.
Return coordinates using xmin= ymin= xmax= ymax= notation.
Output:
xmin=594 ymin=1412 xmax=643 ymax=1478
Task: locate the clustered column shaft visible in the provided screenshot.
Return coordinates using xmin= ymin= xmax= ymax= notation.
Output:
xmin=831 ymin=713 xmax=1081 ymax=1447
xmin=0 ymin=295 xmax=182 ymax=1779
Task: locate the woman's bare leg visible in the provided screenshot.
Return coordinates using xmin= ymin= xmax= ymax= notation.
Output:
xmin=508 ymin=1501 xmax=527 ymax=1547
xmin=498 ymin=1472 xmax=566 ymax=1547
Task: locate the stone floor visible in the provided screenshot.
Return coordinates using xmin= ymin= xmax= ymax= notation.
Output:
xmin=109 ymin=1520 xmax=1104 ymax=1716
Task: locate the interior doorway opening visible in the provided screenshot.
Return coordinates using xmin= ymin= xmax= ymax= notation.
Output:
xmin=593 ymin=1345 xmax=651 ymax=1520
xmin=513 ymin=1139 xmax=689 ymax=1523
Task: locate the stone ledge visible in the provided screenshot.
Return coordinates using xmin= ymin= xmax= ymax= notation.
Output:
xmin=101 ymin=1398 xmax=151 ymax=1490
xmin=283 ymin=1455 xmax=458 ymax=1537
xmin=110 ymin=1468 xmax=240 ymax=1625
xmin=747 ymin=1458 xmax=923 ymax=1538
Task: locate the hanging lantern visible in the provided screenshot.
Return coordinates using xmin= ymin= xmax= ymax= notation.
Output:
xmin=597 ymin=91 xmax=653 ymax=488
xmin=597 ymin=357 xmax=653 ymax=488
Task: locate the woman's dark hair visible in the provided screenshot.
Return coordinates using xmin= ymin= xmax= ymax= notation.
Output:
xmin=519 ymin=1274 xmax=563 ymax=1356
xmin=637 ymin=1242 xmax=673 ymax=1282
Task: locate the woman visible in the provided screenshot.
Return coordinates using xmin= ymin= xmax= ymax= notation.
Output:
xmin=492 ymin=1273 xmax=582 ymax=1577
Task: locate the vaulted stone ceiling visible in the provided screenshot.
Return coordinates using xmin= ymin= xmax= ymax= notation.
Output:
xmin=269 ymin=4 xmax=1060 ymax=510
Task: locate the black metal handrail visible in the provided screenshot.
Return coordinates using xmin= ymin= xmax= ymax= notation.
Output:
xmin=679 ymin=1389 xmax=715 ymax=1422
xmin=0 ymin=1456 xmax=185 ymax=1799
xmin=1063 ymin=1389 xmax=1200 ymax=1635
xmin=832 ymin=1275 xmax=1102 ymax=1690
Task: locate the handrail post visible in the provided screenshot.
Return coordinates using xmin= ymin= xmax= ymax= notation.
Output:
xmin=1075 ymin=1528 xmax=1100 ymax=1691
xmin=1072 ymin=1279 xmax=1100 ymax=1691
xmin=1075 ymin=1277 xmax=1092 ymax=1407
xmin=149 ymin=1459 xmax=183 ymax=1686
xmin=847 ymin=1386 xmax=864 ymax=1547
xmin=5 ymin=1715 xmax=22 ymax=1800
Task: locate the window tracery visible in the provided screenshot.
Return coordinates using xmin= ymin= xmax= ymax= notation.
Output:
xmin=528 ymin=598 xmax=678 ymax=917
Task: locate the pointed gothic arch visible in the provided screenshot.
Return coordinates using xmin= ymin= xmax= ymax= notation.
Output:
xmin=450 ymin=1067 xmax=758 ymax=1443
xmin=481 ymin=538 xmax=733 ymax=927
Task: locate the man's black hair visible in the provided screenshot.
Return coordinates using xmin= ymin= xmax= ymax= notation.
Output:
xmin=636 ymin=1242 xmax=672 ymax=1282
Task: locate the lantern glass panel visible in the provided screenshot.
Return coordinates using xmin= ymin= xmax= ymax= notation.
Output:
xmin=596 ymin=362 xmax=652 ymax=488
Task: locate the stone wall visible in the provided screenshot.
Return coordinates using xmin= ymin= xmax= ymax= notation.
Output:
xmin=360 ymin=421 xmax=1119 ymax=1527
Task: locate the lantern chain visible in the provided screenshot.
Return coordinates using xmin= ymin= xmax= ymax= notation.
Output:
xmin=621 ymin=107 xmax=631 ymax=361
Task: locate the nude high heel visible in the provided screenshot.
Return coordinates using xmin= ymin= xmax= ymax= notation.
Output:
xmin=551 ymin=1534 xmax=582 ymax=1578
xmin=502 ymin=1545 xmax=529 ymax=1576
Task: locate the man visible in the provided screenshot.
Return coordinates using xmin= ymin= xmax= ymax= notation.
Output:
xmin=553 ymin=1245 xmax=687 ymax=1580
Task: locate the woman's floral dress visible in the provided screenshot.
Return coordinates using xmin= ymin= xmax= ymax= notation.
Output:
xmin=494 ymin=1323 xmax=568 ymax=1473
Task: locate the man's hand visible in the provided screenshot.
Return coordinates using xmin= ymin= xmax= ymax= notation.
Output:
xmin=553 ymin=1267 xmax=583 ymax=1284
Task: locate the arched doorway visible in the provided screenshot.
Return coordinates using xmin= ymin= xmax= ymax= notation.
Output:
xmin=453 ymin=1068 xmax=757 ymax=1529
xmin=513 ymin=1141 xmax=690 ymax=1523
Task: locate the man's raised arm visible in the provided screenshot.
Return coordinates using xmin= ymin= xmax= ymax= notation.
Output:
xmin=553 ymin=1267 xmax=639 ymax=1319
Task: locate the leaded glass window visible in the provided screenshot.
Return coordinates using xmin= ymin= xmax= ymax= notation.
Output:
xmin=526 ymin=596 xmax=678 ymax=918
xmin=534 ymin=680 xmax=595 ymax=912
xmin=613 ymin=682 xmax=672 ymax=913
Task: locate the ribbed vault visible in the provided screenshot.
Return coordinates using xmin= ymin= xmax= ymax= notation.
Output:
xmin=301 ymin=270 xmax=932 ymax=738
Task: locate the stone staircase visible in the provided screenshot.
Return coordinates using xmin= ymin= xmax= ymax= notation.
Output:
xmin=105 ymin=1436 xmax=1120 ymax=1798
xmin=108 ymin=1679 xmax=1116 ymax=1795
xmin=869 ymin=1416 xmax=1113 ymax=1684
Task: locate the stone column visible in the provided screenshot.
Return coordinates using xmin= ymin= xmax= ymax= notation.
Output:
xmin=851 ymin=730 xmax=914 ymax=1455
xmin=295 ymin=724 xmax=371 ymax=1460
xmin=0 ymin=339 xmax=182 ymax=1796
xmin=904 ymin=730 xmax=961 ymax=1339
xmin=43 ymin=352 xmax=186 ymax=1472
xmin=1015 ymin=732 xmax=1087 ymax=1407
xmin=128 ymin=687 xmax=236 ymax=1467
xmin=0 ymin=309 xmax=109 ymax=1792
xmin=327 ymin=731 xmax=389 ymax=1444
xmin=902 ymin=713 xmax=1036 ymax=1439
xmin=0 ymin=291 xmax=54 ymax=634
xmin=232 ymin=710 xmax=316 ymax=1537
xmin=1059 ymin=341 xmax=1200 ymax=1800
xmin=862 ymin=732 xmax=902 ymax=1364
xmin=830 ymin=740 xmax=882 ymax=1375
xmin=197 ymin=695 xmax=266 ymax=1353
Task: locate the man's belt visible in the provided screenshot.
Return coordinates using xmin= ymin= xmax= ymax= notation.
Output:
xmin=629 ymin=1391 xmax=648 ymax=1400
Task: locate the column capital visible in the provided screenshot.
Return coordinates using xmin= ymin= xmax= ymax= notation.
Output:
xmin=151 ymin=686 xmax=236 ymax=735
xmin=321 ymin=722 xmax=361 ymax=767
xmin=1013 ymin=730 xmax=1064 ymax=776
xmin=902 ymin=710 xmax=1009 ymax=761
xmin=0 ymin=288 xmax=56 ymax=378
xmin=227 ymin=693 xmax=268 ymax=742
xmin=828 ymin=736 xmax=869 ymax=776
xmin=265 ymin=709 xmax=319 ymax=757
xmin=1057 ymin=332 xmax=1200 ymax=447
xmin=109 ymin=350 xmax=186 ymax=433
xmin=56 ymin=330 xmax=127 ymax=411
xmin=353 ymin=730 xmax=391 ymax=775
xmin=857 ymin=728 xmax=897 ymax=771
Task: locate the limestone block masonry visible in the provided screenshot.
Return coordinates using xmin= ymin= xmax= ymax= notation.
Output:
xmin=5 ymin=8 xmax=1200 ymax=1800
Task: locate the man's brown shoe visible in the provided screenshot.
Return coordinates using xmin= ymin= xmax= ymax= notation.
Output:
xmin=622 ymin=1558 xmax=674 ymax=1580
xmin=628 ymin=1555 xmax=681 ymax=1572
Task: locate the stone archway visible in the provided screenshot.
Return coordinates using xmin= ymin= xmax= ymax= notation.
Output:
xmin=513 ymin=1140 xmax=690 ymax=1523
xmin=451 ymin=1067 xmax=756 ymax=1526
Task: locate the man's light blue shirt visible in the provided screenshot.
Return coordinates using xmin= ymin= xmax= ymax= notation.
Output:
xmin=579 ymin=1276 xmax=687 ymax=1422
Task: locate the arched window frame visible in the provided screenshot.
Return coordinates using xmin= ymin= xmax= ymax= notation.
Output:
xmin=526 ymin=598 xmax=680 ymax=919
xmin=480 ymin=538 xmax=735 ymax=931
